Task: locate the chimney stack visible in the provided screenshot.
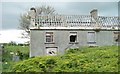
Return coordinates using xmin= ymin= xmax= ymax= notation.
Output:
xmin=29 ymin=7 xmax=36 ymax=18
xmin=90 ymin=9 xmax=101 ymax=29
xmin=90 ymin=9 xmax=98 ymax=19
xmin=29 ymin=7 xmax=36 ymax=27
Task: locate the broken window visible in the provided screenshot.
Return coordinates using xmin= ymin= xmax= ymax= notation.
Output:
xmin=70 ymin=32 xmax=77 ymax=42
xmin=46 ymin=47 xmax=58 ymax=56
xmin=46 ymin=32 xmax=53 ymax=42
xmin=114 ymin=32 xmax=120 ymax=42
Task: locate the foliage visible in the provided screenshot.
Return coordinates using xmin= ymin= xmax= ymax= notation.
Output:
xmin=2 ymin=45 xmax=29 ymax=72
xmin=8 ymin=41 xmax=17 ymax=46
xmin=12 ymin=46 xmax=119 ymax=72
xmin=19 ymin=5 xmax=56 ymax=38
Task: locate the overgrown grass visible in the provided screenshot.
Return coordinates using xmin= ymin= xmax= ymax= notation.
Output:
xmin=2 ymin=45 xmax=29 ymax=72
xmin=11 ymin=46 xmax=119 ymax=72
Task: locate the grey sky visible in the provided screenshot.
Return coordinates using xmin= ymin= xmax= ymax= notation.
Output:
xmin=1 ymin=2 xmax=119 ymax=30
xmin=1 ymin=0 xmax=119 ymax=2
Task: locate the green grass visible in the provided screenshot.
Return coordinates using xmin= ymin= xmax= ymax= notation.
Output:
xmin=2 ymin=45 xmax=29 ymax=72
xmin=4 ymin=45 xmax=29 ymax=54
xmin=11 ymin=46 xmax=119 ymax=72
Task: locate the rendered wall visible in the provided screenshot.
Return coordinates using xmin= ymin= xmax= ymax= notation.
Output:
xmin=30 ymin=29 xmax=115 ymax=57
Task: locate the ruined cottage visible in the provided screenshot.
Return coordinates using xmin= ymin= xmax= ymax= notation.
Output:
xmin=29 ymin=8 xmax=119 ymax=57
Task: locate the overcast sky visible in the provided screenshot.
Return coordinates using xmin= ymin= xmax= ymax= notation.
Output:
xmin=1 ymin=1 xmax=119 ymax=30
xmin=0 ymin=0 xmax=119 ymax=43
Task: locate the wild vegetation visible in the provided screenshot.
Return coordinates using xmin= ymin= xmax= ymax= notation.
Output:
xmin=2 ymin=44 xmax=29 ymax=72
xmin=8 ymin=46 xmax=119 ymax=72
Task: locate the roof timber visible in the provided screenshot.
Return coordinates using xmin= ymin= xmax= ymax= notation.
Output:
xmin=30 ymin=15 xmax=119 ymax=30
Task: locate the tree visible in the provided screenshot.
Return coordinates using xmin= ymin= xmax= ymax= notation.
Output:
xmin=19 ymin=5 xmax=56 ymax=38
xmin=19 ymin=14 xmax=31 ymax=34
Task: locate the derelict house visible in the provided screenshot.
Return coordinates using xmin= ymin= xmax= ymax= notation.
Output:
xmin=29 ymin=8 xmax=119 ymax=57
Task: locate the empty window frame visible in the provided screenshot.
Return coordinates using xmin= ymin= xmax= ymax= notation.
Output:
xmin=114 ymin=32 xmax=120 ymax=42
xmin=46 ymin=32 xmax=53 ymax=42
xmin=70 ymin=32 xmax=77 ymax=42
xmin=87 ymin=32 xmax=96 ymax=44
xmin=46 ymin=47 xmax=58 ymax=56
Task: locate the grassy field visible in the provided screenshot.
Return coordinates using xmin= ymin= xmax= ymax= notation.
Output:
xmin=1 ymin=45 xmax=119 ymax=72
xmin=9 ymin=45 xmax=119 ymax=72
xmin=0 ymin=50 xmax=2 ymax=74
xmin=2 ymin=45 xmax=29 ymax=72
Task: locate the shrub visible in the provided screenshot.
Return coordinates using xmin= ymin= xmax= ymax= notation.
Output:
xmin=12 ymin=46 xmax=118 ymax=72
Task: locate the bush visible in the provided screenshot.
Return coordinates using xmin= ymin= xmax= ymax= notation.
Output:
xmin=11 ymin=46 xmax=119 ymax=72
